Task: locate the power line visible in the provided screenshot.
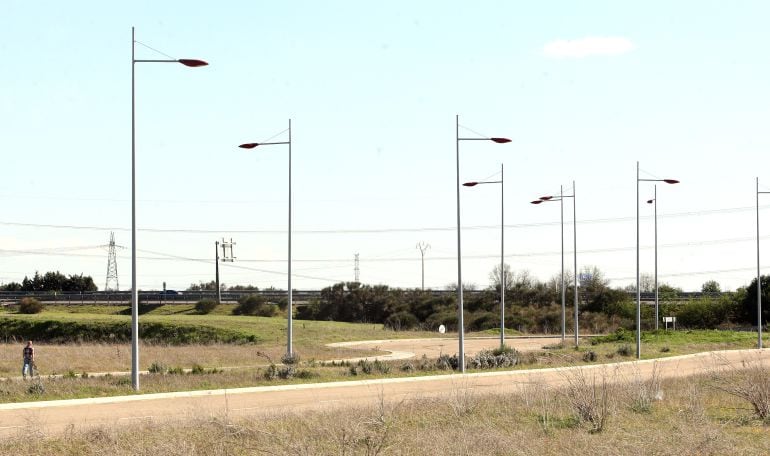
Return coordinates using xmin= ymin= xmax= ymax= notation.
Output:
xmin=608 ymin=265 xmax=770 ymax=282
xmin=1 ymin=232 xmax=769 ymax=263
xmin=1 ymin=203 xmax=768 ymax=235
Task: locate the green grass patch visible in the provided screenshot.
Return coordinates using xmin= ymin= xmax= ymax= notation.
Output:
xmin=591 ymin=328 xmax=762 ymax=348
xmin=0 ymin=308 xmax=437 ymax=347
xmin=0 ymin=316 xmax=259 ymax=344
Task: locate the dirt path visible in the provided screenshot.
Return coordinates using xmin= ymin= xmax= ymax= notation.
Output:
xmin=1 ymin=347 xmax=767 ymax=437
xmin=328 ymin=336 xmax=562 ymax=361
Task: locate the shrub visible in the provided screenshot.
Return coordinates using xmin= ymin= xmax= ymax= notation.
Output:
xmin=468 ymin=348 xmax=519 ymax=369
xmin=561 ymin=369 xmax=612 ymax=433
xmin=167 ymin=366 xmax=184 ymax=375
xmin=384 ymin=311 xmax=419 ymax=331
xmin=710 ymin=358 xmax=770 ymax=422
xmin=349 ymin=359 xmax=391 ymax=375
xmin=616 ymin=345 xmax=633 ymax=357
xmin=293 ymin=369 xmax=317 ymax=379
xmin=148 ymin=362 xmax=167 ymax=374
xmin=112 ymin=376 xmax=131 ymax=387
xmin=195 ymin=299 xmax=219 ymax=315
xmin=27 ymin=381 xmax=45 ymax=395
xmin=583 ymin=351 xmax=598 ymax=362
xmin=627 ymin=362 xmax=662 ymax=414
xmin=190 ymin=364 xmax=206 ymax=375
xmin=281 ymin=352 xmax=300 ymax=365
xmin=492 ymin=344 xmax=518 ymax=356
xmin=233 ymin=295 xmax=278 ymax=317
xmin=18 ymin=297 xmax=43 ymax=314
xmin=676 ymin=297 xmax=737 ymax=329
xmin=263 ymin=364 xmax=297 ymax=380
xmin=467 ymin=311 xmax=498 ymax=331
xmin=436 ymin=354 xmax=456 ymax=370
xmin=373 ymin=359 xmax=390 ymax=374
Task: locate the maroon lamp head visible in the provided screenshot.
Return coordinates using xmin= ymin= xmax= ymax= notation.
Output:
xmin=178 ymin=59 xmax=208 ymax=67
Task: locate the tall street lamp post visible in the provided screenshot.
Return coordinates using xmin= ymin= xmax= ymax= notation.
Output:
xmin=463 ymin=162 xmax=506 ymax=348
xmin=636 ymin=161 xmax=678 ymax=359
xmin=455 ymin=115 xmax=511 ymax=373
xmin=131 ymin=27 xmax=207 ymax=391
xmin=646 ymin=186 xmax=660 ymax=330
xmin=531 ymin=182 xmax=577 ymax=345
xmin=239 ymin=120 xmax=294 ymax=357
xmin=756 ymin=178 xmax=770 ymax=349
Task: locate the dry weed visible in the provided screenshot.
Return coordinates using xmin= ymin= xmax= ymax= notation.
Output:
xmin=560 ymin=367 xmax=613 ymax=433
xmin=624 ymin=362 xmax=663 ymax=413
xmin=709 ymin=354 xmax=770 ymax=422
xmin=448 ymin=378 xmax=479 ymax=418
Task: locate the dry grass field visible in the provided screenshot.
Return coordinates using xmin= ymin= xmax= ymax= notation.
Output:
xmin=0 ymin=341 xmax=378 ymax=376
xmin=3 ymin=359 xmax=770 ymax=455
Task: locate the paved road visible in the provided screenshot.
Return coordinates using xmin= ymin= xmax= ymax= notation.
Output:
xmin=2 ymin=347 xmax=767 ymax=437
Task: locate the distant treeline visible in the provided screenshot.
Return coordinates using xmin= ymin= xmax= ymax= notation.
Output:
xmin=293 ymin=269 xmax=770 ymax=333
xmin=0 ymin=271 xmax=97 ymax=293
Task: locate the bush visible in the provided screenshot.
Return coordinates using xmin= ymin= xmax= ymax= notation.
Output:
xmin=18 ymin=297 xmax=43 ymax=314
xmin=675 ymin=297 xmax=737 ymax=329
xmin=711 ymin=358 xmax=770 ymax=422
xmin=294 ymin=369 xmax=317 ymax=379
xmin=190 ymin=364 xmax=205 ymax=375
xmin=195 ymin=299 xmax=219 ymax=315
xmin=492 ymin=344 xmax=518 ymax=356
xmin=384 ymin=311 xmax=419 ymax=331
xmin=468 ymin=348 xmax=519 ymax=369
xmin=354 ymin=359 xmax=391 ymax=375
xmin=233 ymin=295 xmax=278 ymax=317
xmin=263 ymin=364 xmax=298 ymax=380
xmin=583 ymin=351 xmax=598 ymax=362
xmin=561 ymin=369 xmax=612 ymax=433
xmin=467 ymin=311 xmax=499 ymax=331
xmin=627 ymin=362 xmax=662 ymax=414
xmin=281 ymin=352 xmax=300 ymax=365
xmin=616 ymin=344 xmax=633 ymax=357
xmin=435 ymin=354 xmax=464 ymax=371
xmin=27 ymin=381 xmax=45 ymax=395
xmin=148 ymin=362 xmax=167 ymax=374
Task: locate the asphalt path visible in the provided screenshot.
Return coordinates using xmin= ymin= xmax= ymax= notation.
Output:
xmin=1 ymin=343 xmax=768 ymax=438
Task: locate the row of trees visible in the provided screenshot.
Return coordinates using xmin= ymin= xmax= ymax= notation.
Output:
xmin=294 ymin=264 xmax=766 ymax=333
xmin=187 ymin=280 xmax=263 ymax=291
xmin=0 ymin=271 xmax=97 ymax=292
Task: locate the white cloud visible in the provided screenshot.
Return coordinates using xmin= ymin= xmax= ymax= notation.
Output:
xmin=543 ymin=37 xmax=635 ymax=58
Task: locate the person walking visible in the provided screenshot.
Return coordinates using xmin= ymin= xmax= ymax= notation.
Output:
xmin=22 ymin=341 xmax=35 ymax=380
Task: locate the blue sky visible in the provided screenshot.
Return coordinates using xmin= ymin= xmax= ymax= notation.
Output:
xmin=2 ymin=1 xmax=770 ymax=291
